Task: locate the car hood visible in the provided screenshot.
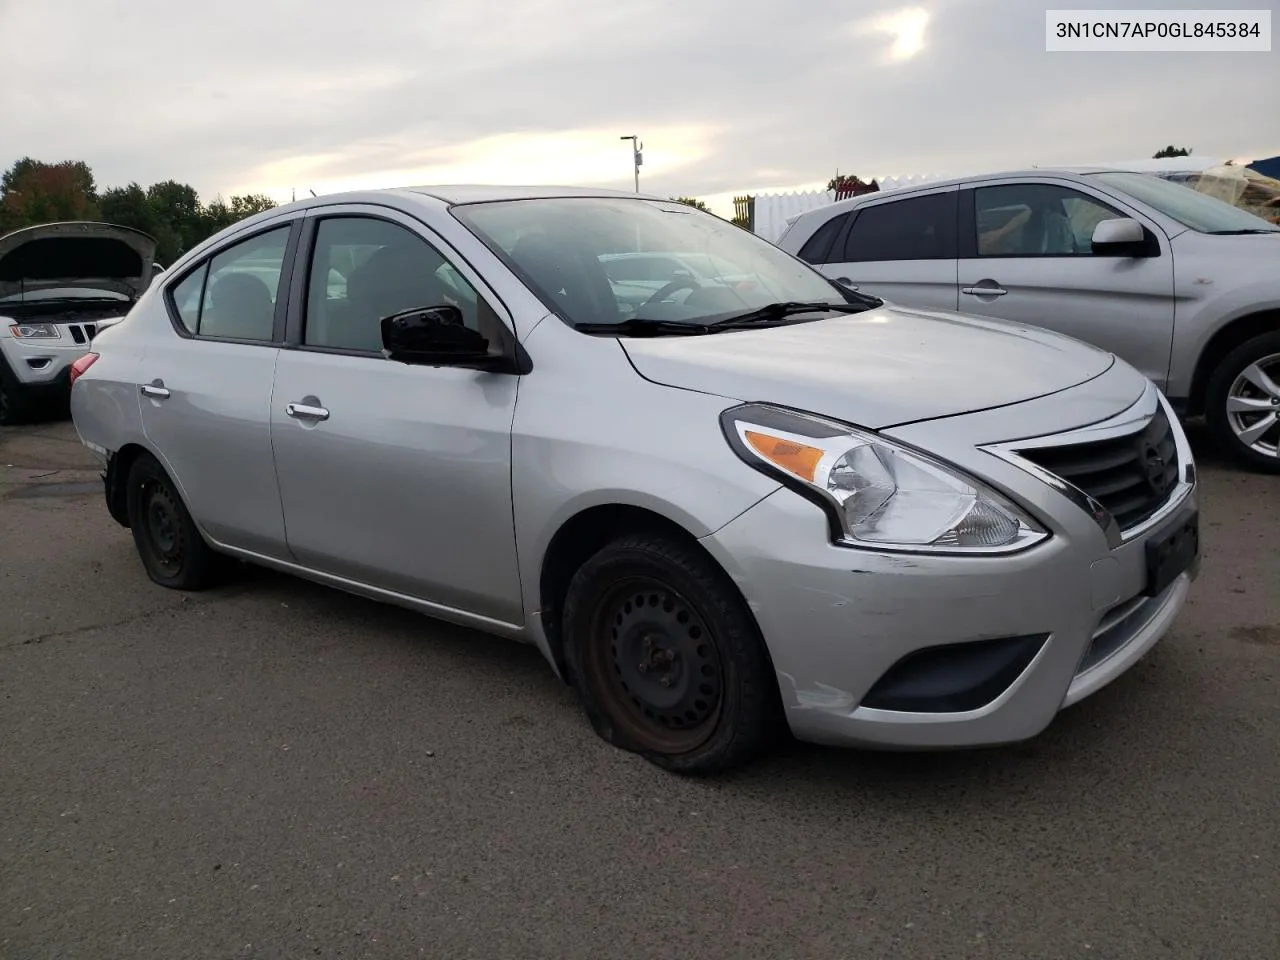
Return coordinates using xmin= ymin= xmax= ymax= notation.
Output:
xmin=0 ymin=221 xmax=157 ymax=301
xmin=619 ymin=304 xmax=1116 ymax=429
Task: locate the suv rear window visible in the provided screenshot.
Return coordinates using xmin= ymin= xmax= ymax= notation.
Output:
xmin=839 ymin=192 xmax=958 ymax=262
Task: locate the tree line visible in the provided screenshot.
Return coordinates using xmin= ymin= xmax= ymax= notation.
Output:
xmin=0 ymin=157 xmax=277 ymax=266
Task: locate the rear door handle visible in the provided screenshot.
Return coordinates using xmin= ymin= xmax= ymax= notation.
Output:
xmin=285 ymin=402 xmax=330 ymax=422
xmin=140 ymin=382 xmax=170 ymax=400
xmin=961 ymin=284 xmax=1007 ymax=297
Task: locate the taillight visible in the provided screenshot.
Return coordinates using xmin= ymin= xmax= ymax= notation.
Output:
xmin=69 ymin=352 xmax=99 ymax=387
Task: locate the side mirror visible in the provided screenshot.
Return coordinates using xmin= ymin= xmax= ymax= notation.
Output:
xmin=380 ymin=304 xmax=512 ymax=370
xmin=1091 ymin=218 xmax=1150 ymax=256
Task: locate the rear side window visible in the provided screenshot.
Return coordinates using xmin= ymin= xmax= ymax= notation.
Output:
xmin=796 ymin=213 xmax=849 ymax=264
xmin=838 ymin=192 xmax=958 ymax=262
xmin=166 ymin=226 xmax=291 ymax=342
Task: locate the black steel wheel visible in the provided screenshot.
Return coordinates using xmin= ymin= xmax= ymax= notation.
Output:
xmin=125 ymin=452 xmax=223 ymax=590
xmin=562 ymin=532 xmax=778 ymax=774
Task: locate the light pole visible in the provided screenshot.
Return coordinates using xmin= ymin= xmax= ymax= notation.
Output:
xmin=619 ymin=134 xmax=642 ymax=192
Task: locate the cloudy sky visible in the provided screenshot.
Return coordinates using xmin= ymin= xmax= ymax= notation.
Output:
xmin=1 ymin=0 xmax=1275 ymax=216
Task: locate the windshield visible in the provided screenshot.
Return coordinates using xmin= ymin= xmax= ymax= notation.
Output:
xmin=452 ymin=197 xmax=853 ymax=328
xmin=1089 ymin=171 xmax=1280 ymax=233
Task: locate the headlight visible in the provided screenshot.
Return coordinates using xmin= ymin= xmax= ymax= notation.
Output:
xmin=9 ymin=322 xmax=60 ymax=339
xmin=721 ymin=403 xmax=1048 ymax=554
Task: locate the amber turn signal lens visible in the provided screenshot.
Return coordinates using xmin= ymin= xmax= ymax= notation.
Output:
xmin=743 ymin=430 xmax=824 ymax=482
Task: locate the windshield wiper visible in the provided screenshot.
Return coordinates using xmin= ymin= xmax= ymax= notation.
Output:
xmin=704 ymin=300 xmax=870 ymax=330
xmin=573 ymin=318 xmax=712 ymax=337
xmin=1205 ymin=228 xmax=1280 ymax=235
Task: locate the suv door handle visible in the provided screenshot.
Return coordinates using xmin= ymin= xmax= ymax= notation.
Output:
xmin=140 ymin=382 xmax=170 ymax=400
xmin=285 ymin=401 xmax=330 ymax=422
xmin=961 ymin=283 xmax=1007 ymax=297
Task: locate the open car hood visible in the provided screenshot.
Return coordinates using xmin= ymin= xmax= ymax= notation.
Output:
xmin=0 ymin=221 xmax=158 ymax=301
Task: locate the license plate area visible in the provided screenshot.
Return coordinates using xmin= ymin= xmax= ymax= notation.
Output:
xmin=1143 ymin=508 xmax=1199 ymax=598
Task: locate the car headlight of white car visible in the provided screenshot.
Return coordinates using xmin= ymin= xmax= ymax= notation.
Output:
xmin=721 ymin=403 xmax=1048 ymax=554
xmin=8 ymin=322 xmax=61 ymax=339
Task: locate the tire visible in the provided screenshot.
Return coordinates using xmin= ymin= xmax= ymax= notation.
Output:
xmin=1205 ymin=331 xmax=1280 ymax=474
xmin=124 ymin=452 xmax=224 ymax=590
xmin=561 ymin=532 xmax=779 ymax=775
xmin=0 ymin=356 xmax=33 ymax=426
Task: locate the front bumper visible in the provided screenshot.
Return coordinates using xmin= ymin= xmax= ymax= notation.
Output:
xmin=700 ymin=382 xmax=1199 ymax=750
xmin=0 ymin=333 xmax=87 ymax=390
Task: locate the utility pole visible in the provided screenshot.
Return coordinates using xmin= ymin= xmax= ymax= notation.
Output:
xmin=619 ymin=135 xmax=643 ymax=192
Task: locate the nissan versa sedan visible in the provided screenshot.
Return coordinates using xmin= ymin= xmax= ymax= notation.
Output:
xmin=69 ymin=186 xmax=1201 ymax=774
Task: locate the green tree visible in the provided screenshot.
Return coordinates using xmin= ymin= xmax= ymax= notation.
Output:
xmin=671 ymin=196 xmax=709 ymax=211
xmin=229 ymin=193 xmax=277 ymax=219
xmin=98 ymin=182 xmax=158 ymax=235
xmin=147 ymin=180 xmax=203 ymax=259
xmin=1153 ymin=145 xmax=1191 ymax=159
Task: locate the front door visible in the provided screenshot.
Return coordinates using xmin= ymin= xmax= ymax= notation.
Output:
xmin=138 ymin=222 xmax=297 ymax=558
xmin=956 ymin=180 xmax=1177 ymax=388
xmin=269 ymin=209 xmax=523 ymax=625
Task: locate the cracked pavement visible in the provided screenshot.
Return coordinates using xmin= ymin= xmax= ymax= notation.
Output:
xmin=1 ymin=418 xmax=1278 ymax=960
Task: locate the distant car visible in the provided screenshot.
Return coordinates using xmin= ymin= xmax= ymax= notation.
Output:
xmin=72 ymin=186 xmax=1198 ymax=774
xmin=0 ymin=221 xmax=157 ymax=425
xmin=776 ymin=169 xmax=1280 ymax=472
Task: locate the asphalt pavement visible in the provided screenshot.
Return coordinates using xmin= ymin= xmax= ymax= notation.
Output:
xmin=2 ymin=418 xmax=1277 ymax=960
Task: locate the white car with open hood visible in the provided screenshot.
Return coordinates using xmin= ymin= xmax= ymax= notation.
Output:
xmin=0 ymin=221 xmax=157 ymax=425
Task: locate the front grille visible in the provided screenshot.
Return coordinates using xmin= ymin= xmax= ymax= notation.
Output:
xmin=1018 ymin=405 xmax=1179 ymax=531
xmin=64 ymin=323 xmax=97 ymax=344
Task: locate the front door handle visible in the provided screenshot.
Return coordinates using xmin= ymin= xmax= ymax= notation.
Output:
xmin=285 ymin=401 xmax=330 ymax=422
xmin=140 ymin=381 xmax=170 ymax=400
xmin=961 ymin=283 xmax=1007 ymax=297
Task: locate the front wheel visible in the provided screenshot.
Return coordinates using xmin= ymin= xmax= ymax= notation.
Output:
xmin=0 ymin=358 xmax=33 ymax=426
xmin=1205 ymin=331 xmax=1280 ymax=473
xmin=562 ymin=533 xmax=778 ymax=775
xmin=125 ymin=452 xmax=224 ymax=589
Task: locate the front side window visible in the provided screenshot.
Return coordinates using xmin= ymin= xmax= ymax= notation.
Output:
xmin=1090 ymin=170 xmax=1280 ymax=234
xmin=839 ymin=193 xmax=957 ymax=262
xmin=973 ymin=184 xmax=1123 ymax=257
xmin=171 ymin=227 xmax=291 ymax=341
xmin=796 ymin=213 xmax=850 ymax=264
xmin=453 ymin=197 xmax=850 ymax=328
xmin=304 ymin=217 xmax=492 ymax=353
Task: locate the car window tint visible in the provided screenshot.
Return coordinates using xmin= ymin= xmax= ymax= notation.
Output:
xmin=305 ymin=217 xmax=487 ymax=353
xmin=796 ymin=213 xmax=848 ymax=264
xmin=840 ymin=193 xmax=956 ymax=262
xmin=974 ymin=184 xmax=1124 ymax=256
xmin=197 ymin=227 xmax=290 ymax=341
xmin=170 ymin=263 xmax=207 ymax=334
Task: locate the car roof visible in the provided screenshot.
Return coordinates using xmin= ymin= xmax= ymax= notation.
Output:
xmin=782 ymin=167 xmax=1135 ymax=238
xmin=400 ymin=184 xmax=660 ymax=204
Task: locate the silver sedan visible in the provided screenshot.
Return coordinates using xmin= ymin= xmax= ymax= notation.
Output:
xmin=69 ymin=186 xmax=1200 ymax=773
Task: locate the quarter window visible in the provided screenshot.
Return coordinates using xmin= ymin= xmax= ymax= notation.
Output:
xmin=304 ymin=217 xmax=491 ymax=354
xmin=796 ymin=213 xmax=849 ymax=264
xmin=838 ymin=193 xmax=957 ymax=262
xmin=973 ymin=184 xmax=1125 ymax=256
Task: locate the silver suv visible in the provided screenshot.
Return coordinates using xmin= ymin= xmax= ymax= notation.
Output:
xmin=776 ymin=169 xmax=1280 ymax=472
xmin=70 ymin=187 xmax=1199 ymax=773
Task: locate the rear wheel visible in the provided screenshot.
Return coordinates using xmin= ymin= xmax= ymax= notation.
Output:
xmin=562 ymin=533 xmax=778 ymax=775
xmin=1205 ymin=331 xmax=1280 ymax=473
xmin=125 ymin=452 xmax=224 ymax=589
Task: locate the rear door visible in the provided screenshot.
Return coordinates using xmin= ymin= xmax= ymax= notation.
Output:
xmin=804 ymin=188 xmax=960 ymax=311
xmin=955 ymin=178 xmax=1177 ymax=387
xmin=268 ymin=205 xmax=523 ymax=625
xmin=139 ymin=220 xmax=300 ymax=558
